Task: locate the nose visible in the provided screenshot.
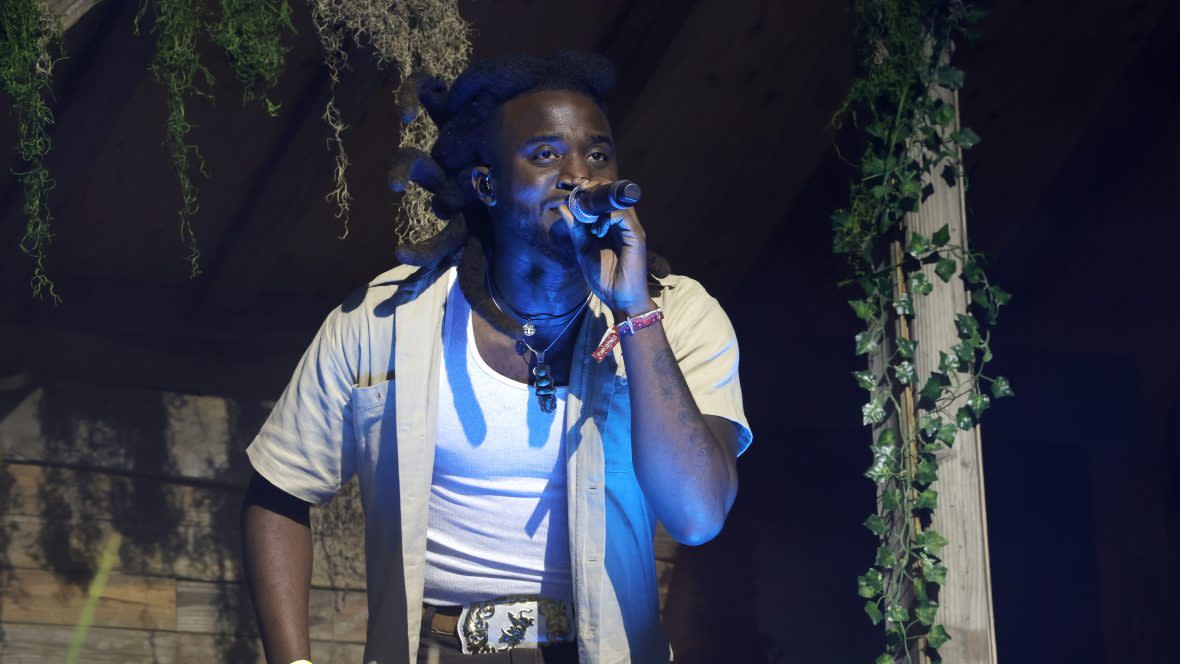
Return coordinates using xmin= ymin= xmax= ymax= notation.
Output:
xmin=557 ymin=162 xmax=591 ymax=190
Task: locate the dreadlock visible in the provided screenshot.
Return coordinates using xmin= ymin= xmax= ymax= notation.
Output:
xmin=387 ymin=51 xmax=670 ymax=335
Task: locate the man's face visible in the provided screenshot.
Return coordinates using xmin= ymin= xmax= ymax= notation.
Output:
xmin=484 ymin=89 xmax=617 ymax=265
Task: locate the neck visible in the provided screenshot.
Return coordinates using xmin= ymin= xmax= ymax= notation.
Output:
xmin=487 ymin=244 xmax=589 ymax=318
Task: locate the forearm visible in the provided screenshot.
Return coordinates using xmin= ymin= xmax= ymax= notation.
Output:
xmin=619 ymin=316 xmax=738 ymax=545
xmin=241 ymin=475 xmax=314 ymax=664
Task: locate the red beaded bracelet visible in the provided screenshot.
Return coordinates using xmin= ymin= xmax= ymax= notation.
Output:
xmin=592 ymin=307 xmax=664 ymax=362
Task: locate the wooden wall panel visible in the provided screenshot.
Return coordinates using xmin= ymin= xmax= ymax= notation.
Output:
xmin=0 ymin=569 xmax=176 ymax=630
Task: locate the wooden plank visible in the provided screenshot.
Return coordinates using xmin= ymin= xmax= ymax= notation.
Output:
xmin=4 ymin=461 xmax=243 ymax=529
xmin=0 ymin=385 xmax=262 ymax=486
xmin=0 ymin=568 xmax=176 ymax=630
xmin=3 ymin=513 xmax=367 ymax=590
xmin=0 ymin=624 xmax=364 ymax=664
xmin=653 ymin=522 xmax=680 ymax=561
xmin=0 ymin=623 xmax=178 ymax=664
xmin=175 ymin=580 xmax=366 ymax=643
xmin=905 ymin=87 xmax=996 ymax=663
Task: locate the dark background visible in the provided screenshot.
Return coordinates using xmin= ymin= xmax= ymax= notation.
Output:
xmin=2 ymin=0 xmax=1178 ymax=661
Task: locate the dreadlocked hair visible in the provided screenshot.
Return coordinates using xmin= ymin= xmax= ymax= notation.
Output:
xmin=387 ymin=52 xmax=671 ymax=335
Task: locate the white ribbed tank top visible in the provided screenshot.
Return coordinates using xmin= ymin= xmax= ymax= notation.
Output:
xmin=422 ymin=276 xmax=573 ymax=606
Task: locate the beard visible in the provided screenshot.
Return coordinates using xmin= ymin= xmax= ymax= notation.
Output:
xmin=503 ymin=200 xmax=580 ymax=268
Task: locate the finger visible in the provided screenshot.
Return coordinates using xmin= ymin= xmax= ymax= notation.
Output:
xmin=557 ymin=204 xmax=594 ymax=247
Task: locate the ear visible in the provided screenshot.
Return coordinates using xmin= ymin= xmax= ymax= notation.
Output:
xmin=470 ymin=165 xmax=495 ymax=207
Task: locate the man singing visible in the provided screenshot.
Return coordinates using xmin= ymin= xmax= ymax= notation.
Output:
xmin=241 ymin=52 xmax=752 ymax=664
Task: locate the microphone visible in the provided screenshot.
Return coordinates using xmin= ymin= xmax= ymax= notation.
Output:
xmin=567 ymin=180 xmax=642 ymax=224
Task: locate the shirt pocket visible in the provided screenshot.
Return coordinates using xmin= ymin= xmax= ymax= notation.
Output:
xmin=351 ymin=380 xmax=392 ymax=469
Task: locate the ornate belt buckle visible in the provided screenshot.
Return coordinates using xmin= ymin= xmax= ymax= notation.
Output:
xmin=457 ymin=595 xmax=573 ymax=654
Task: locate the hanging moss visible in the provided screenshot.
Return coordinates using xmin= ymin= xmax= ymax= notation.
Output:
xmin=308 ymin=0 xmax=471 ymax=239
xmin=136 ymin=0 xmax=212 ymax=278
xmin=1 ymin=0 xmax=63 ymax=301
xmin=209 ymin=0 xmax=295 ymax=115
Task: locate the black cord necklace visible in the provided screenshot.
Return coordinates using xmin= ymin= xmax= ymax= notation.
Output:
xmin=485 ymin=271 xmax=590 ymax=413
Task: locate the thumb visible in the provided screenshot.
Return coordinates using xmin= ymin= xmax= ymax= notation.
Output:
xmin=557 ymin=204 xmax=593 ymax=250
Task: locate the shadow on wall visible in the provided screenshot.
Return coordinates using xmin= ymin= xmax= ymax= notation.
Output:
xmin=0 ymin=379 xmax=364 ymax=660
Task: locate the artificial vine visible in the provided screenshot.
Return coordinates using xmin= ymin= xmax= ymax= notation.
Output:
xmin=308 ymin=0 xmax=470 ymax=239
xmin=831 ymin=1 xmax=1009 ymax=662
xmin=136 ymin=0 xmax=294 ymax=277
xmin=0 ymin=0 xmax=63 ymax=301
xmin=210 ymin=0 xmax=296 ymax=114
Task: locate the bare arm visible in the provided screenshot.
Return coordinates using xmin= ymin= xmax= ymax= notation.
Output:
xmin=241 ymin=471 xmax=314 ymax=664
xmin=619 ymin=307 xmax=740 ymax=545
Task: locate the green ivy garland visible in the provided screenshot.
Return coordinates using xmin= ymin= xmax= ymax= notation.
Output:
xmin=830 ymin=1 xmax=1009 ymax=662
xmin=0 ymin=0 xmax=63 ymax=301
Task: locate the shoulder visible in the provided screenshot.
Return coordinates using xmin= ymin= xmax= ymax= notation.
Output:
xmin=323 ymin=263 xmax=453 ymax=338
xmin=652 ymin=273 xmax=723 ymax=315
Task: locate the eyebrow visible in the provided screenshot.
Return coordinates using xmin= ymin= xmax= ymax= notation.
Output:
xmin=521 ymin=134 xmax=615 ymax=148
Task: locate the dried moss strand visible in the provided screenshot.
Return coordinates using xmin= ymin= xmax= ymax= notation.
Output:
xmin=137 ymin=0 xmax=212 ymax=277
xmin=1 ymin=0 xmax=63 ymax=301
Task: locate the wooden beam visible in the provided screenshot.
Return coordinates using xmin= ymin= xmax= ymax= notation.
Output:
xmin=199 ymin=47 xmax=388 ymax=313
xmin=904 ymin=87 xmax=996 ymax=663
xmin=48 ymin=0 xmax=105 ymax=30
xmin=0 ymin=568 xmax=177 ymax=630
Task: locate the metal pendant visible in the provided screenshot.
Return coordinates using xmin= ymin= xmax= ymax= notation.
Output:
xmin=522 ymin=321 xmax=536 ymax=337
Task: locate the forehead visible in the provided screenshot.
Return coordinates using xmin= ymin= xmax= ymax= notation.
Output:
xmin=494 ymin=89 xmax=611 ymax=146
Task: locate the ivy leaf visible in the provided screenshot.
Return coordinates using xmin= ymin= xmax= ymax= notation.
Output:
xmin=907 ymin=232 xmax=930 ymax=257
xmin=858 ymin=569 xmax=885 ymax=598
xmin=927 ymin=624 xmax=952 ymax=649
xmin=969 ymin=391 xmax=992 ymax=417
xmin=865 ymin=601 xmax=884 ymax=625
xmin=918 ymin=372 xmax=949 ymax=407
xmin=935 ymin=257 xmax=957 ymax=282
xmin=972 ymin=287 xmax=999 ymax=322
xmin=894 ymin=360 xmax=916 ymax=385
xmin=849 ymin=299 xmax=874 ymax=321
xmin=916 ymin=457 xmax=938 ymax=485
xmin=863 ymin=514 xmax=887 ymax=537
xmin=953 ymin=340 xmax=975 ymax=363
xmin=931 ymin=224 xmax=951 ymax=247
xmin=897 ymin=338 xmax=917 ymax=359
xmin=910 ymin=272 xmax=934 ymax=296
xmin=919 ymin=414 xmax=941 ymax=438
xmin=951 ymin=127 xmax=980 ymax=149
xmin=916 ymin=529 xmax=949 ymax=555
xmin=992 ymin=285 xmax=1012 ymax=305
xmin=853 ymin=369 xmax=878 ymax=390
xmin=916 ymin=601 xmax=939 ymax=626
xmin=961 ymin=260 xmax=984 ymax=284
xmin=955 ymin=314 xmax=982 ymax=344
xmin=916 ymin=488 xmax=938 ymax=510
xmin=926 ymin=562 xmax=948 ymax=585
xmin=875 ymin=545 xmax=897 ymax=568
xmin=882 ymin=488 xmax=902 ymax=511
xmin=955 ymin=406 xmax=975 ymax=430
xmin=936 ymin=66 xmax=966 ymax=90
xmin=885 ymin=603 xmax=909 ymax=624
xmin=934 ymin=102 xmax=955 ymax=128
xmin=937 ymin=421 xmax=958 ymax=446
xmin=862 ymin=398 xmax=886 ymax=426
xmin=893 ymin=292 xmax=914 ymax=316
xmin=875 ymin=428 xmax=897 ymax=449
xmin=856 ymin=331 xmax=879 ymax=356
xmin=937 ymin=351 xmax=959 ymax=374
xmin=875 ymin=655 xmax=893 ymax=664
xmin=991 ymin=376 xmax=1015 ymax=398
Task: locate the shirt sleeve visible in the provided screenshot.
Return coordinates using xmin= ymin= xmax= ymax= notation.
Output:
xmin=661 ymin=279 xmax=754 ymax=456
xmin=246 ymin=307 xmax=358 ymax=505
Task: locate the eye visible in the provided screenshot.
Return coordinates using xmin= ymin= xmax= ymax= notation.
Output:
xmin=531 ymin=147 xmax=560 ymax=163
